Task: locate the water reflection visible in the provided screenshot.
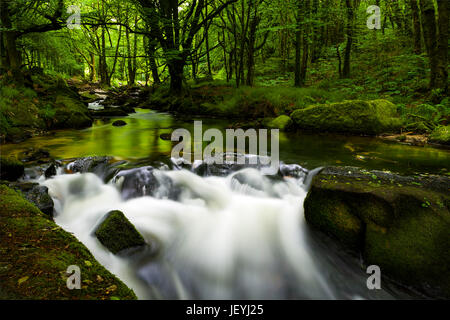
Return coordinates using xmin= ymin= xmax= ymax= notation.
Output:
xmin=1 ymin=109 xmax=449 ymax=175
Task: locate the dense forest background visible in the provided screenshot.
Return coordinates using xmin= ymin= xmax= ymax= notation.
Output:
xmin=0 ymin=0 xmax=447 ymax=91
xmin=0 ymin=0 xmax=449 ymax=142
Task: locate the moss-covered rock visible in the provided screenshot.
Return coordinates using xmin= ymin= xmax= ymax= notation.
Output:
xmin=51 ymin=95 xmax=93 ymax=129
xmin=304 ymin=166 xmax=450 ymax=298
xmin=291 ymin=99 xmax=402 ymax=135
xmin=264 ymin=115 xmax=293 ymax=131
xmin=8 ymin=182 xmax=54 ymax=216
xmin=1 ymin=73 xmax=94 ymax=142
xmin=95 ymin=210 xmax=145 ymax=254
xmin=429 ymin=125 xmax=450 ymax=145
xmin=0 ymin=185 xmax=137 ymax=300
xmin=0 ymin=156 xmax=24 ymax=181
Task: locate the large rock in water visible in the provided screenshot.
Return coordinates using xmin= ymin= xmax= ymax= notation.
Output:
xmin=290 ymin=100 xmax=402 ymax=135
xmin=0 ymin=157 xmax=24 ymax=181
xmin=51 ymin=95 xmax=93 ymax=129
xmin=95 ymin=210 xmax=145 ymax=254
xmin=304 ymin=166 xmax=450 ymax=298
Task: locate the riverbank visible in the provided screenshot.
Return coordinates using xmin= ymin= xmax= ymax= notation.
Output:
xmin=2 ymin=70 xmax=448 ymax=147
xmin=0 ymin=71 xmax=93 ymax=143
xmin=0 ymin=183 xmax=137 ymax=300
xmin=136 ymin=81 xmax=449 ymax=146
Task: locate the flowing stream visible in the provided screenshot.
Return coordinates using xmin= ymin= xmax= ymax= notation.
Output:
xmin=40 ymin=159 xmax=398 ymax=300
xmin=3 ymin=108 xmax=448 ymax=299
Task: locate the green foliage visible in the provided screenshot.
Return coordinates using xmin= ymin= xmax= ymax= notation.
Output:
xmin=429 ymin=126 xmax=450 ymax=145
xmin=38 ymin=103 xmax=56 ymax=121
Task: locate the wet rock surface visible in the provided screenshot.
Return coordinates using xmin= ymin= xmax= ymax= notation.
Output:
xmin=67 ymin=156 xmax=113 ymax=174
xmin=8 ymin=182 xmax=54 ymax=216
xmin=304 ymin=166 xmax=450 ymax=298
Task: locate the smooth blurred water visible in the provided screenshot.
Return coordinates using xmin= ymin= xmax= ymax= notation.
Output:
xmin=43 ymin=165 xmax=401 ymax=299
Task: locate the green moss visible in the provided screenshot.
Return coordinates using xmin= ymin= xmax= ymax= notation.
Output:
xmin=95 ymin=210 xmax=145 ymax=254
xmin=429 ymin=126 xmax=450 ymax=145
xmin=291 ymin=99 xmax=402 ymax=135
xmin=304 ymin=166 xmax=450 ymax=298
xmin=304 ymin=187 xmax=363 ymax=250
xmin=0 ymin=156 xmax=24 ymax=181
xmin=52 ymin=95 xmax=92 ymax=129
xmin=264 ymin=115 xmax=293 ymax=131
xmin=0 ymin=185 xmax=137 ymax=300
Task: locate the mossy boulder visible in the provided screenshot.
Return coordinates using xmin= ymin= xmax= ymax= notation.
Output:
xmin=429 ymin=126 xmax=450 ymax=145
xmin=264 ymin=115 xmax=293 ymax=131
xmin=0 ymin=185 xmax=137 ymax=300
xmin=95 ymin=210 xmax=145 ymax=254
xmin=291 ymin=99 xmax=402 ymax=135
xmin=8 ymin=182 xmax=54 ymax=216
xmin=51 ymin=95 xmax=92 ymax=129
xmin=0 ymin=156 xmax=24 ymax=181
xmin=304 ymin=166 xmax=450 ymax=298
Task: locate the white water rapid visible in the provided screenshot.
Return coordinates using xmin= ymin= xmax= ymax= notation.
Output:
xmin=42 ymin=161 xmax=395 ymax=300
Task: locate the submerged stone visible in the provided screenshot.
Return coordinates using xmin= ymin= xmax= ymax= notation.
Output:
xmin=304 ymin=166 xmax=450 ymax=298
xmin=112 ymin=120 xmax=127 ymax=127
xmin=95 ymin=210 xmax=146 ymax=254
xmin=291 ymin=99 xmax=402 ymax=135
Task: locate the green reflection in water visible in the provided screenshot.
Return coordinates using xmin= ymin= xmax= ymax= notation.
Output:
xmin=1 ymin=109 xmax=449 ymax=175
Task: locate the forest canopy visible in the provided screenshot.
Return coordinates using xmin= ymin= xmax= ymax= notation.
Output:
xmin=0 ymin=0 xmax=448 ymax=96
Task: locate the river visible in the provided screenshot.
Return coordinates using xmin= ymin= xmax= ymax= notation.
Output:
xmin=1 ymin=108 xmax=448 ymax=299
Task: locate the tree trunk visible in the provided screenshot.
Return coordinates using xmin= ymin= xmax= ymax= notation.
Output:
xmin=0 ymin=0 xmax=22 ymax=80
xmin=205 ymin=3 xmax=212 ymax=76
xmin=419 ymin=0 xmax=439 ymax=89
xmin=436 ymin=0 xmax=448 ymax=93
xmin=169 ymin=60 xmax=184 ymax=95
xmin=410 ymin=0 xmax=422 ymax=54
xmin=343 ymin=0 xmax=354 ymax=78
xmin=294 ymin=0 xmax=302 ymax=87
xmin=300 ymin=0 xmax=310 ymax=86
